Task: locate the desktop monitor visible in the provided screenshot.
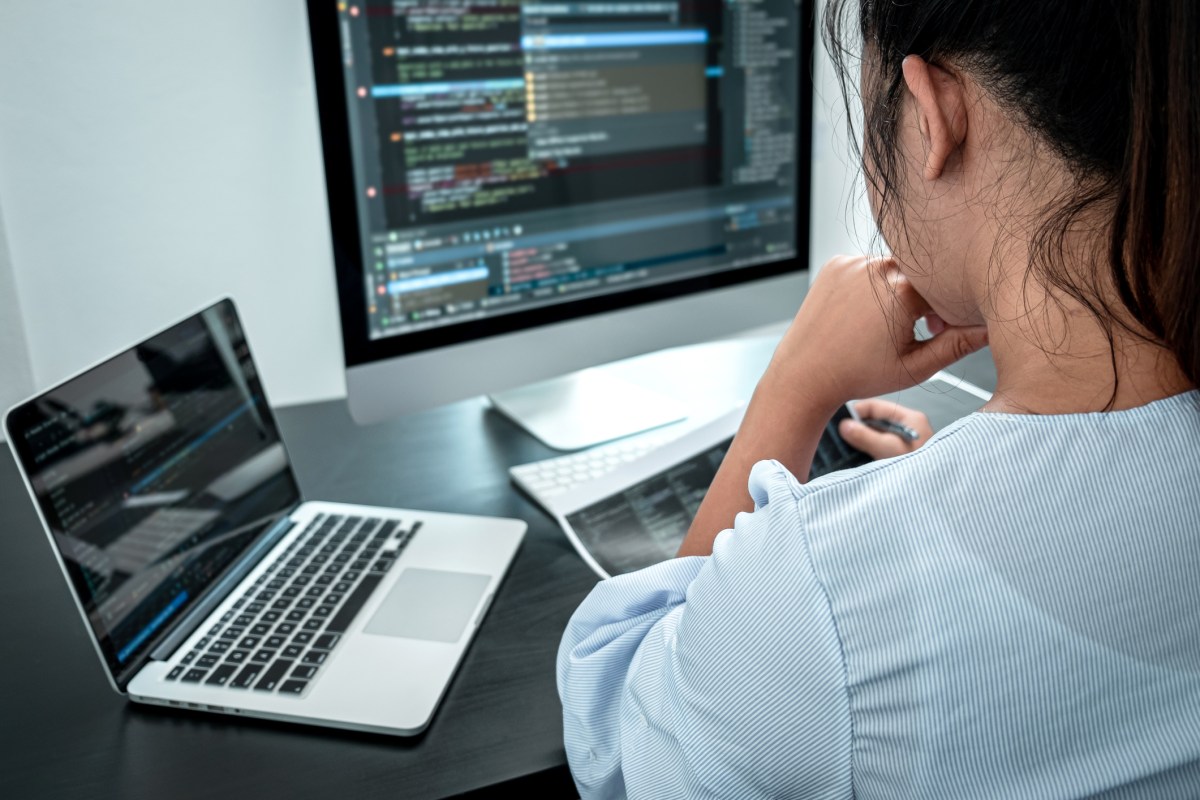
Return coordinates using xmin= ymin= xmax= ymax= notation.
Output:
xmin=307 ymin=0 xmax=813 ymax=448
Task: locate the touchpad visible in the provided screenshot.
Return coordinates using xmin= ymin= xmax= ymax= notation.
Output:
xmin=363 ymin=568 xmax=491 ymax=643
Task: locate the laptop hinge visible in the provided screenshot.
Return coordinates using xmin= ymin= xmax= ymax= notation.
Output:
xmin=147 ymin=512 xmax=299 ymax=663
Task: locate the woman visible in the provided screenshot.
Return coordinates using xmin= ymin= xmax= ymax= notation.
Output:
xmin=557 ymin=1 xmax=1200 ymax=797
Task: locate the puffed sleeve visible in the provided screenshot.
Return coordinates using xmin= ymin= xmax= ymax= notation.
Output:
xmin=556 ymin=460 xmax=853 ymax=800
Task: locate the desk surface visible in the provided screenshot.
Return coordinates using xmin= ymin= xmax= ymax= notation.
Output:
xmin=0 ymin=342 xmax=996 ymax=799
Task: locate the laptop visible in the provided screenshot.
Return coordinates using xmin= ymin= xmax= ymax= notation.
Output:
xmin=3 ymin=298 xmax=525 ymax=736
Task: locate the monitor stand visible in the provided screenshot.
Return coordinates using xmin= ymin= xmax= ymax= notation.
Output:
xmin=488 ymin=368 xmax=688 ymax=451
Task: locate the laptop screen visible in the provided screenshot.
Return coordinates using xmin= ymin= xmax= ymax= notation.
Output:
xmin=6 ymin=299 xmax=301 ymax=685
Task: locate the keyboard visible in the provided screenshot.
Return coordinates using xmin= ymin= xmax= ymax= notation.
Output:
xmin=510 ymin=425 xmax=688 ymax=514
xmin=164 ymin=513 xmax=419 ymax=696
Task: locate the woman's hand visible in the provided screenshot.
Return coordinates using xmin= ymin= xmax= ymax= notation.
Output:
xmin=839 ymin=399 xmax=933 ymax=459
xmin=765 ymin=255 xmax=989 ymax=414
xmin=678 ymin=255 xmax=986 ymax=558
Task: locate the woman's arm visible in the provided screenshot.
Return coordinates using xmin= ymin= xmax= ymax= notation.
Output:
xmin=678 ymin=255 xmax=988 ymax=557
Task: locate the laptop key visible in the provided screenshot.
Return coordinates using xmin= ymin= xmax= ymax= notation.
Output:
xmin=313 ymin=634 xmax=340 ymax=651
xmin=301 ymin=651 xmax=327 ymax=666
xmin=262 ymin=611 xmax=282 ymax=622
xmin=198 ymin=654 xmax=219 ymax=668
xmin=302 ymin=618 xmax=324 ymax=631
xmin=166 ymin=666 xmax=184 ymax=680
xmin=324 ymin=574 xmax=383 ymax=634
xmin=278 ymin=680 xmax=308 ymax=695
xmin=209 ymin=641 xmax=231 ymax=654
xmin=292 ymin=665 xmax=318 ymax=679
xmin=253 ymin=659 xmax=294 ymax=691
xmin=275 ymin=622 xmax=296 ymax=635
xmin=265 ymin=635 xmax=286 ymax=649
xmin=205 ymin=664 xmax=237 ymax=686
xmin=182 ymin=668 xmax=207 ymax=683
xmin=227 ymin=650 xmax=250 ymax=664
xmin=292 ymin=632 xmax=314 ymax=645
xmin=230 ymin=664 xmax=261 ymax=689
xmin=282 ymin=644 xmax=303 ymax=659
xmin=181 ymin=650 xmax=197 ymax=665
xmin=285 ymin=610 xmax=305 ymax=622
xmin=251 ymin=650 xmax=276 ymax=663
xmin=250 ymin=623 xmax=271 ymax=636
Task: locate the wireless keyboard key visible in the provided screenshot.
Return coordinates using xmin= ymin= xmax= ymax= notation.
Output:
xmin=253 ymin=659 xmax=294 ymax=691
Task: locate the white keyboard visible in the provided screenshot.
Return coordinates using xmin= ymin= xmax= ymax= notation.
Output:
xmin=510 ymin=424 xmax=689 ymax=514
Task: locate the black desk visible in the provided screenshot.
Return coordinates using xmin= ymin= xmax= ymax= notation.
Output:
xmin=0 ymin=347 xmax=997 ymax=799
xmin=0 ymin=397 xmax=589 ymax=799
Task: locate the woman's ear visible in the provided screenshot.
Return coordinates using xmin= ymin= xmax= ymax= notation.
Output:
xmin=901 ymin=55 xmax=968 ymax=181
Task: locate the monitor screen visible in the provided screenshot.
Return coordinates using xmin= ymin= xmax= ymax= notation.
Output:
xmin=311 ymin=0 xmax=808 ymax=365
xmin=5 ymin=300 xmax=301 ymax=685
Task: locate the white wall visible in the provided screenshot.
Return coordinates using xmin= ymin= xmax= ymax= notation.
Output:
xmin=0 ymin=199 xmax=35 ymax=433
xmin=0 ymin=1 xmax=345 ymax=410
xmin=0 ymin=1 xmax=874 ymax=417
xmin=809 ymin=0 xmax=880 ymax=269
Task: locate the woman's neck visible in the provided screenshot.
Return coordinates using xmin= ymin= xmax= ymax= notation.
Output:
xmin=982 ymin=287 xmax=1193 ymax=414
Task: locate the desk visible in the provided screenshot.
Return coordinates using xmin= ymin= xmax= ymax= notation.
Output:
xmin=0 ymin=342 xmax=996 ymax=799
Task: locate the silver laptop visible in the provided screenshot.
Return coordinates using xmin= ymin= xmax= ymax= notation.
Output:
xmin=3 ymin=298 xmax=525 ymax=736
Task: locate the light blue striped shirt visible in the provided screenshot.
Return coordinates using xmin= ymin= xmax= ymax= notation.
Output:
xmin=557 ymin=391 xmax=1200 ymax=799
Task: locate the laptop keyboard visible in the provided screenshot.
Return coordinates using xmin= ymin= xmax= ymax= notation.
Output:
xmin=163 ymin=513 xmax=420 ymax=696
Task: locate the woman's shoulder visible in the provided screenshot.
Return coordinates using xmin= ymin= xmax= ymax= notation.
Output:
xmin=755 ymin=388 xmax=1200 ymax=558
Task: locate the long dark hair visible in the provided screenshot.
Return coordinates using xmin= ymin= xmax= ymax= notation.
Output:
xmin=824 ymin=0 xmax=1200 ymax=391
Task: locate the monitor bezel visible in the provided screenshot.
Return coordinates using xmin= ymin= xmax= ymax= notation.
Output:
xmin=306 ymin=0 xmax=815 ymax=370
